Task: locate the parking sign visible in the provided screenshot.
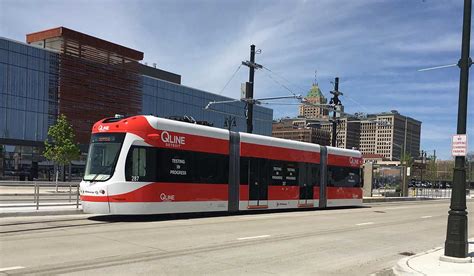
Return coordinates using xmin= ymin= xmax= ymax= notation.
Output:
xmin=452 ymin=134 xmax=468 ymax=156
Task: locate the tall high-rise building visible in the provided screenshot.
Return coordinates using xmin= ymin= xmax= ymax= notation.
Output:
xmin=359 ymin=111 xmax=421 ymax=161
xmin=298 ymin=83 xmax=328 ymax=119
xmin=319 ymin=118 xmax=360 ymax=149
xmin=272 ymin=118 xmax=330 ymax=146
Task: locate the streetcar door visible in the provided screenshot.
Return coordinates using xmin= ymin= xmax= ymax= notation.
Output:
xmin=299 ymin=164 xmax=314 ymax=207
xmin=248 ymin=158 xmax=268 ymax=207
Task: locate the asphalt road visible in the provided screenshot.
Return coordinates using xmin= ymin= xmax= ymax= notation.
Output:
xmin=0 ymin=199 xmax=473 ymax=275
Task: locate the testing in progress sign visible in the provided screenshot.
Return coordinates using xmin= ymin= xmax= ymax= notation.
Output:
xmin=452 ymin=134 xmax=468 ymax=157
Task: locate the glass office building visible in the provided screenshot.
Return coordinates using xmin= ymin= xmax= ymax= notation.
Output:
xmin=0 ymin=30 xmax=273 ymax=180
xmin=142 ymin=75 xmax=272 ymax=134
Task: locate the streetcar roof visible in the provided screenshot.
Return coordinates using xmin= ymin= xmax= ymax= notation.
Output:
xmin=144 ymin=115 xmax=230 ymax=140
xmin=240 ymin=132 xmax=321 ymax=153
xmin=101 ymin=115 xmax=361 ymax=157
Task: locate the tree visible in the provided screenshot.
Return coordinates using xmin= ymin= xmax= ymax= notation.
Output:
xmin=44 ymin=114 xmax=80 ymax=188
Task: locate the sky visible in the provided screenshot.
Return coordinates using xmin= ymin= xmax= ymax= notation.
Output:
xmin=1 ymin=0 xmax=472 ymax=160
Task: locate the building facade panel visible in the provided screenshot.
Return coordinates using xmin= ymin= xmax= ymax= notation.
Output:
xmin=142 ymin=76 xmax=272 ymax=135
xmin=0 ymin=38 xmax=58 ymax=143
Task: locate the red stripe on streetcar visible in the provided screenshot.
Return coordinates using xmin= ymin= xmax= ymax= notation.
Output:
xmin=107 ymin=183 xmax=228 ymax=202
xmin=298 ymin=203 xmax=314 ymax=208
xmin=240 ymin=184 xmax=249 ymax=200
xmin=313 ymin=187 xmax=320 ymax=199
xmin=248 ymin=205 xmax=268 ymax=209
xmin=268 ymin=186 xmax=299 ymax=200
xmin=80 ymin=195 xmax=108 ymax=202
xmin=327 ymin=187 xmax=362 ymax=199
xmin=241 ymin=142 xmax=320 ymax=163
xmin=327 ymin=154 xmax=363 ymax=168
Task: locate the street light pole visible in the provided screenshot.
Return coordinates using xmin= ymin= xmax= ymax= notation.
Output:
xmin=444 ymin=0 xmax=471 ymax=259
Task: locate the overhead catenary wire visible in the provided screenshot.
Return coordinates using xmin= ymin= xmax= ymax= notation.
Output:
xmin=261 ymin=65 xmax=308 ymax=95
xmin=203 ymin=107 xmax=273 ymax=123
xmin=218 ymin=64 xmax=243 ymax=95
xmin=260 ymin=66 xmax=300 ymax=97
xmin=343 ymin=94 xmax=370 ymax=113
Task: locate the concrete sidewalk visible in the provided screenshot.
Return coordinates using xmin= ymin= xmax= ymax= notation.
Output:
xmin=393 ymin=240 xmax=473 ymax=275
xmin=0 ymin=203 xmax=83 ymax=217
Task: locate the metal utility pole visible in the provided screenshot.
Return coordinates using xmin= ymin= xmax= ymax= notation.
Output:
xmin=329 ymin=77 xmax=343 ymax=147
xmin=242 ymin=45 xmax=262 ymax=133
xmin=445 ymin=0 xmax=471 ymax=259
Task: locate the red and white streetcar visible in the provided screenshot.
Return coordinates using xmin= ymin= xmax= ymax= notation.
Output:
xmin=80 ymin=115 xmax=363 ymax=214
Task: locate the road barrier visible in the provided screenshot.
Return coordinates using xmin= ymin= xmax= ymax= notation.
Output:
xmin=0 ymin=181 xmax=81 ymax=210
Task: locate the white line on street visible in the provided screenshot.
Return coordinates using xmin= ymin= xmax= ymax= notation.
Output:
xmin=0 ymin=266 xmax=25 ymax=272
xmin=421 ymin=216 xmax=433 ymax=219
xmin=237 ymin=235 xmax=271 ymax=240
xmin=356 ymin=222 xmax=374 ymax=226
xmin=385 ymin=207 xmax=410 ymax=210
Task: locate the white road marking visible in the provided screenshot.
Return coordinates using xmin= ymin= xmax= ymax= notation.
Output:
xmin=237 ymin=235 xmax=271 ymax=240
xmin=356 ymin=222 xmax=374 ymax=226
xmin=421 ymin=216 xmax=433 ymax=219
xmin=385 ymin=206 xmax=410 ymax=210
xmin=0 ymin=266 xmax=25 ymax=272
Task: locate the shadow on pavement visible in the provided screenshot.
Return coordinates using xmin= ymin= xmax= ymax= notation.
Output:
xmin=88 ymin=205 xmax=369 ymax=223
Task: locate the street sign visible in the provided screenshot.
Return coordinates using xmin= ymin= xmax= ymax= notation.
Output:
xmin=241 ymin=83 xmax=246 ymax=99
xmin=406 ymin=167 xmax=411 ymax=176
xmin=452 ymin=134 xmax=468 ymax=156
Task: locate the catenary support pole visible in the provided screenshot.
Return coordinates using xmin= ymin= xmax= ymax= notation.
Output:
xmin=246 ymin=45 xmax=256 ymax=133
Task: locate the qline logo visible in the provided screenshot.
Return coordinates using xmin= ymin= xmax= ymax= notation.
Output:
xmin=161 ymin=131 xmax=186 ymax=148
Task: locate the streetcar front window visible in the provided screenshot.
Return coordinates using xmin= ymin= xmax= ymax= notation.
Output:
xmin=84 ymin=133 xmax=125 ymax=182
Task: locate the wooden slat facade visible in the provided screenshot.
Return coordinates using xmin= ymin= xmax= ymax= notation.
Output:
xmin=27 ymin=27 xmax=144 ymax=144
xmin=58 ymin=37 xmax=142 ymax=143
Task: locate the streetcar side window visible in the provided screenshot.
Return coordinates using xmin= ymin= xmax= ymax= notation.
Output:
xmin=284 ymin=163 xmax=298 ymax=186
xmin=132 ymin=148 xmax=147 ymax=178
xmin=268 ymin=160 xmax=300 ymax=186
xmin=240 ymin=157 xmax=249 ymax=185
xmin=156 ymin=150 xmax=193 ymax=183
xmin=310 ymin=164 xmax=320 ymax=187
xmin=125 ymin=146 xmax=157 ymax=182
xmin=327 ymin=166 xmax=361 ymax=187
xmin=270 ymin=160 xmax=284 ymax=185
xmin=155 ymin=148 xmax=229 ymax=184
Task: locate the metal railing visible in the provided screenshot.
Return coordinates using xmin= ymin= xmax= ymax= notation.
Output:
xmin=409 ymin=188 xmax=453 ymax=198
xmin=371 ymin=187 xmax=473 ymax=199
xmin=0 ymin=181 xmax=81 ymax=210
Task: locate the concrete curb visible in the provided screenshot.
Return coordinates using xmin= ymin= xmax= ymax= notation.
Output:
xmin=392 ymin=247 xmax=443 ymax=275
xmin=363 ymin=197 xmax=438 ymax=203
